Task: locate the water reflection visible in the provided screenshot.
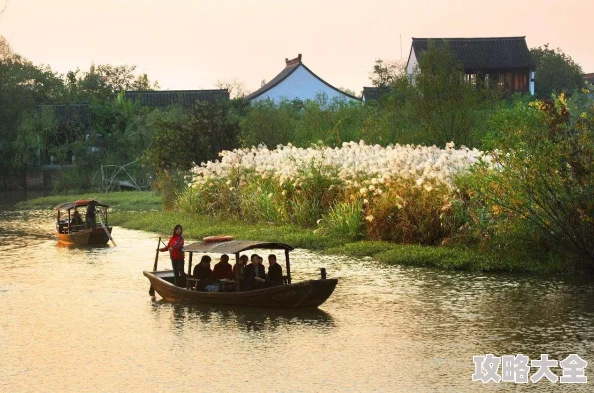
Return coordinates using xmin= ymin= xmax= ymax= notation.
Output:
xmin=2 ymin=199 xmax=594 ymax=392
xmin=151 ymin=300 xmax=335 ymax=334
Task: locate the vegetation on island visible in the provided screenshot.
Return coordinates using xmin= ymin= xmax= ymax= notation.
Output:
xmin=5 ymin=35 xmax=594 ymax=274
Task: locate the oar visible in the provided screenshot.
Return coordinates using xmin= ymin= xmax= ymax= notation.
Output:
xmin=149 ymin=236 xmax=162 ymax=296
xmin=97 ymin=208 xmax=116 ymax=246
xmin=153 ymin=236 xmax=162 ymax=271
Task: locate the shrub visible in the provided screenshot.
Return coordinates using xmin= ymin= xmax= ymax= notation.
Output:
xmin=462 ymin=93 xmax=594 ymax=268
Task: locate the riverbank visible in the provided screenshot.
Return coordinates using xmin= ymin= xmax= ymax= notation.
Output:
xmin=20 ymin=191 xmax=568 ymax=274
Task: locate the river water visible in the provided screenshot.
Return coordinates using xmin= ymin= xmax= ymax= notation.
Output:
xmin=1 ymin=195 xmax=593 ymax=392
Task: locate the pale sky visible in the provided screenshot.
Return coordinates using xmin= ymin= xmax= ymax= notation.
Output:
xmin=0 ymin=0 xmax=592 ymax=94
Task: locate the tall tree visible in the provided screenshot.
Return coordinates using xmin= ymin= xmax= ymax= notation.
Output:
xmin=368 ymin=59 xmax=402 ymax=87
xmin=530 ymin=45 xmax=583 ymax=98
xmin=408 ymin=40 xmax=498 ymax=146
xmin=215 ymin=78 xmax=250 ymax=99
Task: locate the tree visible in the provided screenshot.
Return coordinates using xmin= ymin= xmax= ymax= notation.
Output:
xmin=408 ymin=40 xmax=498 ymax=146
xmin=65 ymin=63 xmax=159 ymax=102
xmin=339 ymin=87 xmax=358 ymax=97
xmin=144 ymin=101 xmax=239 ymax=172
xmin=531 ymin=45 xmax=583 ymax=99
xmin=215 ymin=78 xmax=250 ymax=99
xmin=465 ymin=94 xmax=594 ymax=268
xmin=0 ymin=35 xmax=13 ymax=59
xmin=368 ymin=59 xmax=403 ymax=87
xmin=0 ymin=44 xmax=65 ymax=180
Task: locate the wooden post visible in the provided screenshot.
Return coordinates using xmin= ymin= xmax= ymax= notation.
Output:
xmin=68 ymin=210 xmax=71 ymax=234
xmin=285 ymin=249 xmax=292 ymax=284
xmin=235 ymin=252 xmax=240 ymax=292
xmin=188 ymin=252 xmax=193 ymax=276
xmin=320 ymin=268 xmax=326 ymax=280
xmin=153 ymin=237 xmax=161 ymax=271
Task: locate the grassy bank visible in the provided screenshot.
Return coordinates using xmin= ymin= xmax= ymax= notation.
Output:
xmin=22 ymin=191 xmax=567 ymax=274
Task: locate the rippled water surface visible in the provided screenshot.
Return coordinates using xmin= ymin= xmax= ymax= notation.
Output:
xmin=1 ymin=193 xmax=593 ymax=392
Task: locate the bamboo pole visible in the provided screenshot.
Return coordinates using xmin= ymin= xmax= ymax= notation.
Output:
xmin=153 ymin=237 xmax=161 ymax=271
xmin=149 ymin=236 xmax=162 ymax=296
xmin=235 ymin=252 xmax=240 ymax=292
xmin=285 ymin=249 xmax=292 ymax=284
xmin=97 ymin=208 xmax=116 ymax=246
xmin=187 ymin=252 xmax=193 ymax=276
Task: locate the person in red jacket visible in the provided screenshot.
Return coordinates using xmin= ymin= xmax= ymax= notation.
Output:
xmin=160 ymin=224 xmax=186 ymax=287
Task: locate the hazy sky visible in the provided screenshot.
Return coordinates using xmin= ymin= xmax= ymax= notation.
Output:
xmin=0 ymin=0 xmax=592 ymax=94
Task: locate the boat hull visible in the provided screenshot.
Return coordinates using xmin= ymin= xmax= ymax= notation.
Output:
xmin=56 ymin=227 xmax=112 ymax=245
xmin=144 ymin=270 xmax=337 ymax=308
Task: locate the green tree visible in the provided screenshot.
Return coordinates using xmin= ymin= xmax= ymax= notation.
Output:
xmin=531 ymin=45 xmax=583 ymax=99
xmin=368 ymin=59 xmax=402 ymax=87
xmin=408 ymin=40 xmax=499 ymax=146
xmin=0 ymin=41 xmax=65 ymax=181
xmin=145 ymin=101 xmax=239 ymax=172
xmin=465 ymin=93 xmax=594 ymax=268
xmin=65 ymin=63 xmax=159 ymax=102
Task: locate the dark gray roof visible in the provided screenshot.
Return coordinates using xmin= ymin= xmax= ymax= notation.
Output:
xmin=54 ymin=199 xmax=108 ymax=211
xmin=123 ymin=89 xmax=229 ymax=107
xmin=184 ymin=240 xmax=294 ymax=254
xmin=584 ymin=73 xmax=594 ymax=85
xmin=362 ymin=87 xmax=390 ymax=101
xmin=246 ymin=54 xmax=361 ymax=101
xmin=411 ymin=37 xmax=535 ymax=72
xmin=34 ymin=104 xmax=92 ymax=128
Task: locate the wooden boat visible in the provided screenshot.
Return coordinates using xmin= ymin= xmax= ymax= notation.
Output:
xmin=144 ymin=240 xmax=338 ymax=308
xmin=54 ymin=199 xmax=113 ymax=245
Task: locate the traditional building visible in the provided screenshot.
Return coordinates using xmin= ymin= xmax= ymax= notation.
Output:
xmin=245 ymin=54 xmax=360 ymax=103
xmin=123 ymin=89 xmax=229 ymax=107
xmin=361 ymin=86 xmax=390 ymax=103
xmin=583 ymin=73 xmax=594 ymax=86
xmin=406 ymin=37 xmax=536 ymax=95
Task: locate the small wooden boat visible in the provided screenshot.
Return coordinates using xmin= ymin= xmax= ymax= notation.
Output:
xmin=145 ymin=240 xmax=338 ymax=308
xmin=54 ymin=199 xmax=113 ymax=245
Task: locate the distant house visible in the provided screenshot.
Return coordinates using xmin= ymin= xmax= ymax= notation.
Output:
xmin=362 ymin=86 xmax=391 ymax=103
xmin=245 ymin=54 xmax=360 ymax=103
xmin=406 ymin=37 xmax=536 ymax=95
xmin=122 ymin=89 xmax=229 ymax=107
xmin=584 ymin=73 xmax=594 ymax=86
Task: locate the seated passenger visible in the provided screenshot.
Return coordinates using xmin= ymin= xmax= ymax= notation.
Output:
xmin=193 ymin=256 xmax=212 ymax=280
xmin=192 ymin=255 xmax=212 ymax=291
xmin=233 ymin=255 xmax=249 ymax=279
xmin=266 ymin=254 xmax=283 ymax=286
xmin=243 ymin=254 xmax=266 ymax=290
xmin=211 ymin=254 xmax=234 ymax=281
xmin=71 ymin=209 xmax=83 ymax=226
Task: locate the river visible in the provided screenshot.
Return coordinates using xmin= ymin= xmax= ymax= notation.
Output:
xmin=1 ymin=194 xmax=592 ymax=392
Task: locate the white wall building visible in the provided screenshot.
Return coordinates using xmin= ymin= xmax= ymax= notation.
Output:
xmin=246 ymin=54 xmax=360 ymax=103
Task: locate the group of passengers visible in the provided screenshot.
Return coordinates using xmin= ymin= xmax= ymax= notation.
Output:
xmin=192 ymin=253 xmax=283 ymax=291
xmin=159 ymin=224 xmax=284 ymax=291
xmin=62 ymin=201 xmax=97 ymax=231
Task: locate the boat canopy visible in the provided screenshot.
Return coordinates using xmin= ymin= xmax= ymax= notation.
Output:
xmin=54 ymin=199 xmax=109 ymax=211
xmin=184 ymin=240 xmax=294 ymax=254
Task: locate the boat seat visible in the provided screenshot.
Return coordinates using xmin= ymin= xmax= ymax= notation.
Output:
xmin=186 ymin=278 xmax=200 ymax=291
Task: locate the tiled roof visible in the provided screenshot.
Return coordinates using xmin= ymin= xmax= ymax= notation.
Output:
xmin=411 ymin=37 xmax=535 ymax=71
xmin=362 ymin=87 xmax=390 ymax=101
xmin=245 ymin=59 xmax=302 ymax=100
xmin=246 ymin=54 xmax=361 ymax=101
xmin=123 ymin=89 xmax=229 ymax=107
xmin=34 ymin=104 xmax=92 ymax=128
